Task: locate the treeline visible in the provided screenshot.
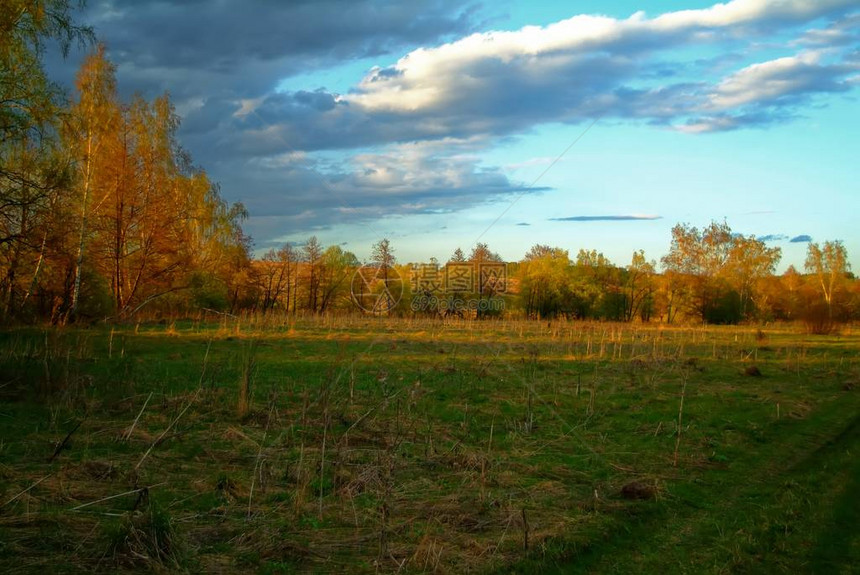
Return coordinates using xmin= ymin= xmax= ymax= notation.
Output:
xmin=513 ymin=222 xmax=856 ymax=329
xmin=1 ymin=5 xmax=249 ymax=323
xmin=231 ymin=225 xmax=857 ymax=332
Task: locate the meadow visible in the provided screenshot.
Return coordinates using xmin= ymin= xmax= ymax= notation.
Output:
xmin=0 ymin=316 xmax=858 ymax=573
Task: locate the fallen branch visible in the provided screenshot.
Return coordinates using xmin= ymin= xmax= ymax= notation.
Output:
xmin=2 ymin=475 xmax=51 ymax=508
xmin=49 ymin=419 xmax=84 ymax=462
xmin=202 ymin=307 xmax=238 ymax=319
xmin=70 ymin=482 xmax=167 ymax=512
xmin=122 ymin=392 xmax=153 ymax=441
xmin=338 ymin=387 xmax=404 ymax=445
xmin=135 ymin=390 xmax=201 ymax=471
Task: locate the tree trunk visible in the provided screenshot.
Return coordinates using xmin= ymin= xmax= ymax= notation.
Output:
xmin=69 ymin=133 xmax=94 ymax=322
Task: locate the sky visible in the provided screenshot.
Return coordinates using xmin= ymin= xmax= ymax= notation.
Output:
xmin=49 ymin=0 xmax=860 ymax=271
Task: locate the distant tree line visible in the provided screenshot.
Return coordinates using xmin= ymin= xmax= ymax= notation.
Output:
xmin=1 ymin=4 xmax=856 ymax=330
xmin=227 ymin=230 xmax=857 ymax=334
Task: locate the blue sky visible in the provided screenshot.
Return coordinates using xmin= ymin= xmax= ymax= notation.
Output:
xmin=54 ymin=0 xmax=860 ymax=270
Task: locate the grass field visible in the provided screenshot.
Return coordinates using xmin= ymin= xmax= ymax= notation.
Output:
xmin=1 ymin=316 xmax=858 ymax=573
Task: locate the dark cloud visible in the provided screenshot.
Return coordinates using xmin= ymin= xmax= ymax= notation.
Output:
xmin=181 ymin=97 xmax=243 ymax=136
xmin=790 ymin=234 xmax=813 ymax=243
xmin=217 ymin=141 xmax=549 ymax=234
xmin=759 ymin=234 xmax=788 ymax=242
xmin=48 ymin=0 xmax=482 ymax=100
xmin=187 ymin=53 xmax=636 ymax=159
xmin=516 ymin=222 xmax=531 ymax=226
xmin=549 ymin=215 xmax=662 ymax=222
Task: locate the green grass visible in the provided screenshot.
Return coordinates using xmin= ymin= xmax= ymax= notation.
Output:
xmin=0 ymin=316 xmax=858 ymax=573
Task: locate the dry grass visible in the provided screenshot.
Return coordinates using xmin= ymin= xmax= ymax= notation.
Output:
xmin=0 ymin=318 xmax=858 ymax=572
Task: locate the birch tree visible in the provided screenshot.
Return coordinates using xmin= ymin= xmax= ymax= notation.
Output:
xmin=805 ymin=240 xmax=850 ymax=321
xmin=65 ymin=45 xmax=119 ymax=320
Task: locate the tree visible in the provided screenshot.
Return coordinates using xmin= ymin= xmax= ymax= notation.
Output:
xmin=1 ymin=1 xmax=93 ymax=151
xmin=256 ymin=248 xmax=288 ymax=311
xmin=186 ymin=188 xmax=251 ymax=314
xmin=123 ymin=94 xmax=189 ymax=314
xmin=276 ymin=243 xmax=298 ymax=314
xmin=0 ymin=136 xmax=73 ymax=318
xmin=1 ymin=19 xmax=253 ymax=322
xmin=524 ymin=244 xmax=555 ymax=260
xmin=625 ymin=250 xmax=655 ymax=322
xmin=1 ymin=0 xmax=92 ymax=321
xmin=318 ymin=246 xmax=359 ymax=313
xmin=467 ymin=243 xmax=502 ymax=315
xmin=468 ymin=243 xmax=501 ymax=264
xmin=519 ymin=245 xmax=571 ymax=318
xmin=661 ymin=221 xmax=735 ymax=322
xmin=805 ymin=240 xmax=850 ymax=321
xmin=661 ymin=221 xmax=782 ymax=323
xmin=449 ymin=247 xmax=465 ymax=262
xmin=662 ymin=221 xmax=726 ymax=321
xmin=372 ymin=238 xmax=396 ymax=269
xmin=303 ymin=236 xmax=323 ymax=312
xmin=370 ymin=238 xmax=397 ymax=314
xmin=725 ymin=235 xmax=781 ymax=319
xmin=60 ymin=49 xmax=251 ymax=319
xmin=65 ymin=44 xmax=121 ymax=320
xmin=220 ymin=203 xmax=253 ymax=313
xmin=572 ymin=249 xmax=621 ymax=319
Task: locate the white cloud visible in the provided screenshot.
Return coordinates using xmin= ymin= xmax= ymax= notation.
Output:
xmin=676 ymin=47 xmax=860 ymax=131
xmin=504 ymin=156 xmax=560 ymax=171
xmin=705 ymin=51 xmax=848 ymax=109
xmin=653 ymin=0 xmax=855 ymax=29
xmin=797 ymin=13 xmax=860 ymax=46
xmin=343 ymin=0 xmax=858 ymax=115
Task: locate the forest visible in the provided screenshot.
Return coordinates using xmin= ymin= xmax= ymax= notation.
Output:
xmin=2 ymin=2 xmax=856 ymax=330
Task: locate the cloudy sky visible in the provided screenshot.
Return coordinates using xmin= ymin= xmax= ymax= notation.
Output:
xmin=51 ymin=0 xmax=860 ymax=269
